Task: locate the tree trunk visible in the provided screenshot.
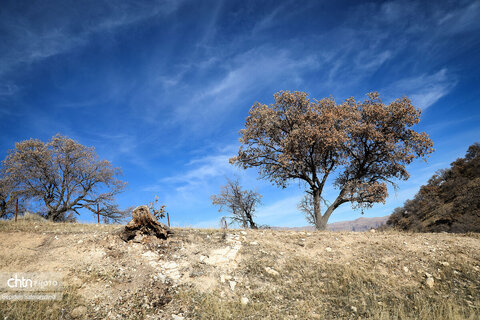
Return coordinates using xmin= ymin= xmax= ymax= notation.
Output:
xmin=120 ymin=205 xmax=173 ymax=242
xmin=313 ymin=189 xmax=323 ymax=230
xmin=314 ymin=189 xmax=346 ymax=231
xmin=245 ymin=211 xmax=258 ymax=229
xmin=316 ymin=204 xmax=336 ymax=231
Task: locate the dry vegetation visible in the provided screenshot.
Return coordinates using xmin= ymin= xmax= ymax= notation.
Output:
xmin=0 ymin=220 xmax=479 ymax=319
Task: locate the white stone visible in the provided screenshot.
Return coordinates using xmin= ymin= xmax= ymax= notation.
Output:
xmin=240 ymin=231 xmax=247 ymax=235
xmin=71 ymin=306 xmax=87 ymax=318
xmin=172 ymin=314 xmax=184 ymax=320
xmin=205 ymin=245 xmax=241 ymax=266
xmin=250 ymin=241 xmax=258 ymax=245
xmin=325 ymin=247 xmax=332 ymax=252
xmin=229 ymin=281 xmax=236 ymax=291
xmin=351 ymin=306 xmax=357 ymax=313
xmin=403 ymin=266 xmax=409 ymax=273
xmin=264 ymin=267 xmax=280 ymax=276
xmin=163 ymin=261 xmax=179 ymax=269
xmin=425 ymin=277 xmax=434 ymax=288
xmin=240 ymin=297 xmax=249 ymax=305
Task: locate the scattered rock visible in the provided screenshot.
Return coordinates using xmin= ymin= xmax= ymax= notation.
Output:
xmin=440 ymin=261 xmax=450 ymax=267
xmin=350 ymin=306 xmax=357 ymax=313
xmin=241 ymin=296 xmax=249 ymax=305
xmin=250 ymin=241 xmax=258 ymax=245
xmin=205 ymin=245 xmax=241 ymax=266
xmin=369 ymin=229 xmax=376 ymax=233
xmin=71 ymin=306 xmax=87 ymax=319
xmin=264 ymin=267 xmax=280 ymax=276
xmin=229 ymin=281 xmax=236 ymax=291
xmin=425 ymin=276 xmax=435 ymax=288
xmin=240 ymin=231 xmax=247 ymax=235
xmin=190 ymin=271 xmax=203 ymax=278
xmin=77 ymin=240 xmax=83 ymax=244
xmin=325 ymin=247 xmax=332 ymax=252
xmin=172 ymin=314 xmax=184 ymax=320
xmin=403 ymin=266 xmax=409 ymax=273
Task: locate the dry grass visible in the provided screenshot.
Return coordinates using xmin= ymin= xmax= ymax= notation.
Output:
xmin=0 ymin=218 xmax=122 ymax=234
xmin=177 ymin=255 xmax=479 ymax=319
xmin=172 ymin=229 xmax=480 ymax=320
xmin=0 ymin=286 xmax=81 ymax=320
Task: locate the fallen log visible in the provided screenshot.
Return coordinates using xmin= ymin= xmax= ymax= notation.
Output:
xmin=120 ymin=205 xmax=173 ymax=242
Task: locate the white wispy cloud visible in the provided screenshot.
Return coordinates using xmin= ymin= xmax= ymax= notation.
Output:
xmin=384 ymin=69 xmax=457 ymax=109
xmin=437 ymin=1 xmax=480 ymax=34
xmin=0 ymin=0 xmax=184 ymax=79
xmin=170 ymin=46 xmax=319 ymax=132
xmin=143 ymin=145 xmax=240 ymax=194
xmin=0 ymin=83 xmax=18 ymax=96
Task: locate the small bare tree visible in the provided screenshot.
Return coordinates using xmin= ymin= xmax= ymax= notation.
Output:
xmin=211 ymin=178 xmax=261 ymax=229
xmin=298 ymin=194 xmax=315 ymax=225
xmin=147 ymin=196 xmax=168 ymax=221
xmin=1 ymin=134 xmax=126 ymax=222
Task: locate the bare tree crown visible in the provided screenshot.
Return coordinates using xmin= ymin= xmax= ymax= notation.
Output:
xmin=231 ymin=91 xmax=434 ymax=229
xmin=1 ymin=134 xmax=126 ymax=222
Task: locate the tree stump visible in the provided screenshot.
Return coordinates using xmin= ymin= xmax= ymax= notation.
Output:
xmin=120 ymin=205 xmax=173 ymax=242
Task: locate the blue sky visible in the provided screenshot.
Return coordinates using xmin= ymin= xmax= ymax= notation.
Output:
xmin=0 ymin=0 xmax=479 ymax=227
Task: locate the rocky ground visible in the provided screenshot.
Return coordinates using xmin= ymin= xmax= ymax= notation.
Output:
xmin=0 ymin=220 xmax=479 ymax=319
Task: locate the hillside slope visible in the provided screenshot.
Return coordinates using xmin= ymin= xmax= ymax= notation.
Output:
xmin=0 ymin=220 xmax=479 ymax=319
xmin=388 ymin=143 xmax=480 ymax=233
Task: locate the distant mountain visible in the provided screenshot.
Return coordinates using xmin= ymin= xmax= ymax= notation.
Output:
xmin=273 ymin=215 xmax=390 ymax=232
xmin=327 ymin=216 xmax=390 ymax=231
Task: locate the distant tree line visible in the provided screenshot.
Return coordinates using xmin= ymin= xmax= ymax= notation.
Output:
xmin=387 ymin=143 xmax=480 ymax=233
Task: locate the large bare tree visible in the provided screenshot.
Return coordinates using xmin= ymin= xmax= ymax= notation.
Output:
xmin=231 ymin=91 xmax=434 ymax=230
xmin=1 ymin=134 xmax=127 ymax=222
xmin=0 ymin=173 xmax=23 ymax=219
xmin=211 ymin=178 xmax=261 ymax=229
